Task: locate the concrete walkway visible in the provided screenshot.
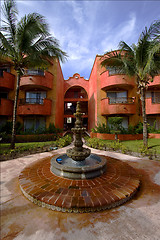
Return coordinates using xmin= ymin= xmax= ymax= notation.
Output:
xmin=1 ymin=145 xmax=160 ymax=240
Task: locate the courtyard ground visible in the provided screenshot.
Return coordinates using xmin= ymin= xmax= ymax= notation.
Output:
xmin=1 ymin=144 xmax=160 ymax=240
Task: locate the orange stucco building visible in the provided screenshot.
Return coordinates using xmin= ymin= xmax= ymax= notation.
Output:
xmin=0 ymin=54 xmax=160 ymax=132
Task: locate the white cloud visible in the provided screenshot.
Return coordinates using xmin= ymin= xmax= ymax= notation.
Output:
xmin=17 ymin=0 xmax=36 ymax=7
xmin=67 ymin=1 xmax=85 ymax=25
xmin=101 ymin=13 xmax=136 ymax=53
xmin=118 ymin=13 xmax=136 ymax=40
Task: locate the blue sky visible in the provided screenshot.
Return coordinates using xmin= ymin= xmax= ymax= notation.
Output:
xmin=2 ymin=0 xmax=160 ymax=79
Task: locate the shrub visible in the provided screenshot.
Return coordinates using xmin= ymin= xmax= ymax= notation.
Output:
xmin=147 ymin=121 xmax=160 ymax=133
xmin=0 ymin=120 xmax=23 ymax=134
xmin=91 ymin=123 xmax=110 ymax=133
xmin=85 ymin=138 xmax=129 ymax=154
xmin=46 ymin=123 xmax=62 ymax=134
xmin=134 ymin=122 xmax=143 ymax=134
xmin=139 ymin=145 xmax=157 ymax=160
xmin=108 ymin=117 xmax=123 ymax=132
xmin=55 ymin=135 xmax=72 ymax=148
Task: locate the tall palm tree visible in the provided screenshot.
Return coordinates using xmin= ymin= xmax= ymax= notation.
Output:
xmin=101 ymin=20 xmax=160 ymax=147
xmin=0 ymin=0 xmax=67 ymax=149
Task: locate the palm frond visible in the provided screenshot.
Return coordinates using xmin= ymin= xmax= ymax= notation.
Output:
xmin=101 ymin=50 xmax=122 ymax=67
xmin=143 ymin=40 xmax=160 ymax=76
xmin=0 ymin=31 xmax=15 ymax=58
xmin=16 ymin=12 xmax=67 ymax=63
xmin=148 ymin=20 xmax=160 ymax=41
xmin=2 ymin=0 xmax=18 ymax=43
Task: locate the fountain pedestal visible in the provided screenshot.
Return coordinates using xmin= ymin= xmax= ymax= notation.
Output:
xmin=50 ymin=102 xmax=106 ymax=179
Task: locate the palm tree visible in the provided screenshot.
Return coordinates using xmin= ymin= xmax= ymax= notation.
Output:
xmin=0 ymin=0 xmax=67 ymax=149
xmin=101 ymin=20 xmax=160 ymax=147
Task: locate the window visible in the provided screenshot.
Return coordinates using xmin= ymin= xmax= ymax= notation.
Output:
xmin=107 ymin=67 xmax=125 ymax=76
xmin=67 ymin=103 xmax=72 ymax=108
xmin=151 ymin=92 xmax=160 ymax=103
xmin=25 ymin=91 xmax=46 ymax=104
xmin=25 ymin=69 xmax=44 ymax=76
xmin=0 ymin=67 xmax=10 ymax=77
xmin=0 ymin=92 xmax=8 ymax=99
xmin=108 ymin=117 xmax=129 ymax=129
xmin=107 ymin=91 xmax=127 ymax=103
xmin=24 ymin=117 xmax=46 ymax=132
xmin=67 ymin=117 xmax=72 ymax=123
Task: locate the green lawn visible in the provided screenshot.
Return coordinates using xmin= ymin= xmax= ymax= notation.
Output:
xmin=85 ymin=137 xmax=160 ymax=157
xmin=0 ymin=135 xmax=72 ymax=159
xmin=0 ymin=138 xmax=160 ymax=160
xmin=0 ymin=141 xmax=56 ymax=155
xmin=121 ymin=138 xmax=160 ymax=155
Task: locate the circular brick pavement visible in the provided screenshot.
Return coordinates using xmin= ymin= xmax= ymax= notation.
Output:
xmin=19 ymin=155 xmax=140 ymax=213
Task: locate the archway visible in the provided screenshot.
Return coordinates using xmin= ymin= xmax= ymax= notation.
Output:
xmin=64 ymin=86 xmax=88 ymax=130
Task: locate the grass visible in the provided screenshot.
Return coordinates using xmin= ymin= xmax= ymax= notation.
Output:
xmin=0 ymin=135 xmax=72 ymax=160
xmin=97 ymin=138 xmax=160 ymax=154
xmin=121 ymin=138 xmax=160 ymax=155
xmin=1 ymin=137 xmax=160 ymax=161
xmin=0 ymin=141 xmax=56 ymax=155
xmin=85 ymin=137 xmax=160 ymax=159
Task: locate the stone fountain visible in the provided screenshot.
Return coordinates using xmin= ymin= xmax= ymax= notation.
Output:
xmin=50 ymin=102 xmax=106 ymax=179
xmin=19 ymin=102 xmax=140 ymax=213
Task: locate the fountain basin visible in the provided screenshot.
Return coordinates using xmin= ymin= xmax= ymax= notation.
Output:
xmin=50 ymin=154 xmax=107 ymax=179
xmin=19 ymin=156 xmax=140 ymax=213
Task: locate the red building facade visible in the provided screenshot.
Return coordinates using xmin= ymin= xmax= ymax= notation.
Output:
xmin=0 ymin=54 xmax=160 ymax=132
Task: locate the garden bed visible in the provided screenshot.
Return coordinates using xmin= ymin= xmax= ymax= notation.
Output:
xmin=90 ymin=132 xmax=143 ymax=141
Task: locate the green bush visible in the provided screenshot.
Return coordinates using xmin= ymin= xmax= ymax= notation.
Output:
xmin=91 ymin=120 xmax=144 ymax=135
xmin=91 ymin=123 xmax=110 ymax=133
xmin=139 ymin=145 xmax=157 ymax=160
xmin=55 ymin=135 xmax=72 ymax=148
xmin=134 ymin=122 xmax=143 ymax=134
xmin=46 ymin=123 xmax=62 ymax=134
xmin=85 ymin=138 xmax=128 ymax=154
xmin=0 ymin=120 xmax=23 ymax=134
xmin=147 ymin=121 xmax=160 ymax=133
xmin=108 ymin=117 xmax=123 ymax=132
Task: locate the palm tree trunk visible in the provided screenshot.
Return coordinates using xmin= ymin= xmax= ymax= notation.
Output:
xmin=141 ymin=87 xmax=148 ymax=147
xmin=11 ymin=72 xmax=20 ymax=149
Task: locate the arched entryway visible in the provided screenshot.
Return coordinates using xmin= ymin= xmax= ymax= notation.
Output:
xmin=64 ymin=86 xmax=88 ymax=130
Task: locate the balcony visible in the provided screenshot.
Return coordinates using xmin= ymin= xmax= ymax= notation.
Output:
xmin=0 ymin=98 xmax=13 ymax=115
xmin=64 ymin=98 xmax=88 ymax=103
xmin=148 ymin=75 xmax=160 ymax=89
xmin=18 ymin=98 xmax=52 ymax=115
xmin=20 ymin=71 xmax=53 ymax=90
xmin=101 ymin=97 xmax=136 ymax=115
xmin=0 ymin=72 xmax=15 ymax=90
xmin=146 ymin=98 xmax=160 ymax=115
xmin=100 ymin=71 xmax=135 ymax=90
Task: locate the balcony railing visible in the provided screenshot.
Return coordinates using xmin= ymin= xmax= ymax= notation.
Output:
xmin=20 ymin=71 xmax=53 ymax=89
xmin=100 ymin=71 xmax=135 ymax=90
xmin=19 ymin=98 xmax=44 ymax=105
xmin=146 ymin=98 xmax=160 ymax=114
xmin=0 ymin=71 xmax=15 ymax=90
xmin=108 ymin=97 xmax=135 ymax=104
xmin=107 ymin=67 xmax=125 ymax=76
xmin=101 ymin=97 xmax=136 ymax=115
xmin=18 ymin=98 xmax=52 ymax=115
xmin=24 ymin=69 xmax=44 ymax=76
xmin=64 ymin=93 xmax=87 ymax=99
xmin=152 ymin=97 xmax=160 ymax=104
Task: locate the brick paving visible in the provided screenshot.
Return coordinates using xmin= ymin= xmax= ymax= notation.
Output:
xmin=19 ymin=155 xmax=140 ymax=212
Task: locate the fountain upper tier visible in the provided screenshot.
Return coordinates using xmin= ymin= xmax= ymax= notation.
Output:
xmin=66 ymin=102 xmax=91 ymax=161
xmin=50 ymin=101 xmax=107 ymax=179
